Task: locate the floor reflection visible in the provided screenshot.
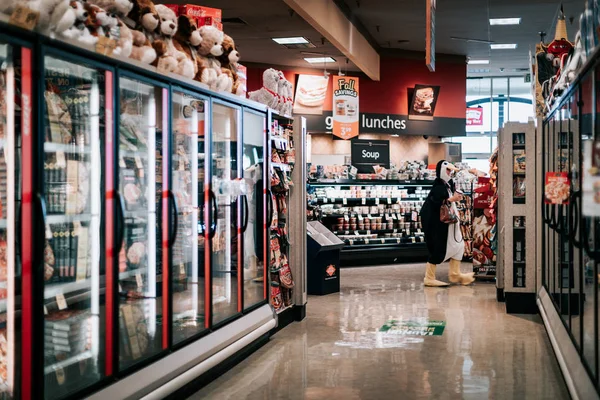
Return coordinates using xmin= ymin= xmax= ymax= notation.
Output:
xmin=189 ymin=263 xmax=569 ymax=400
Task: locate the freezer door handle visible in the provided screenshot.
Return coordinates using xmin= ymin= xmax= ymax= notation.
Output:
xmin=168 ymin=190 xmax=179 ymax=247
xmin=267 ymin=189 xmax=274 ymax=227
xmin=116 ymin=191 xmax=126 ymax=253
xmin=241 ymin=194 xmax=249 ymax=233
xmin=35 ymin=193 xmax=47 ymax=268
xmin=209 ymin=189 xmax=218 ymax=239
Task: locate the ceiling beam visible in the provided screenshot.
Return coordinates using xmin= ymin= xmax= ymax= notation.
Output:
xmin=284 ymin=0 xmax=380 ymax=81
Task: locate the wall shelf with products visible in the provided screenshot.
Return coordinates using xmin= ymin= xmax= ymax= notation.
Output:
xmin=307 ymin=181 xmax=429 ymax=266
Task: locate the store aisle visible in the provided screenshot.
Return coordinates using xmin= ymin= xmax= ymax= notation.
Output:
xmin=188 ymin=263 xmax=569 ymax=400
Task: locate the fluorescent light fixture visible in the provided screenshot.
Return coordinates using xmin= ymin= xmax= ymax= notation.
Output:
xmin=489 ymin=18 xmax=521 ymax=25
xmin=467 ymin=59 xmax=490 ymax=65
xmin=272 ymin=37 xmax=309 ymax=45
xmin=490 ymin=43 xmax=517 ymax=49
xmin=304 ymin=57 xmax=336 ymax=64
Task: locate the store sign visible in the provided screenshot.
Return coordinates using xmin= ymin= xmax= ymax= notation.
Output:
xmin=380 ymin=320 xmax=446 ymax=336
xmin=408 ymin=84 xmax=440 ymax=121
xmin=332 ymin=75 xmax=359 ymax=140
xmin=351 ymin=139 xmax=390 ymax=173
xmin=426 ymin=0 xmax=436 ymax=72
xmin=293 ymin=74 xmax=329 ymax=115
xmin=302 ymin=111 xmax=465 ymax=137
xmin=466 ymin=107 xmax=483 ymax=126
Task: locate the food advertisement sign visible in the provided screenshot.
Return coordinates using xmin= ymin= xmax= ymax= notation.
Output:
xmin=545 ymin=172 xmax=570 ymax=205
xmin=408 ymin=84 xmax=440 ymax=121
xmin=332 ymin=75 xmax=359 ymax=140
xmin=293 ymin=74 xmax=329 ymax=115
xmin=583 ymin=140 xmax=600 ymax=216
xmin=466 ymin=107 xmax=483 ymax=126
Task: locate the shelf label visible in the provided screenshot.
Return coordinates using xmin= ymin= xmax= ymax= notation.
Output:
xmin=323 ymin=198 xmax=328 ymax=204
xmin=412 ymin=237 xmax=416 ymax=243
xmin=56 ymin=294 xmax=67 ymax=310
xmin=354 ymin=231 xmax=360 ymax=236
xmin=344 ymin=215 xmax=349 ymax=222
xmin=368 ymin=214 xmax=372 ymax=219
xmin=343 ymin=198 xmax=347 ymax=205
xmin=365 ymin=239 xmax=370 ymax=244
xmin=362 ymin=198 xmax=366 ymax=205
xmin=136 ymin=274 xmax=143 ymax=288
xmin=345 ymin=231 xmax=349 ymax=235
xmin=381 ymin=239 xmax=385 ymax=244
xmin=387 ymin=198 xmax=392 ymax=204
xmin=367 ymin=230 xmax=371 ymax=235
xmin=375 ymin=198 xmax=380 ymax=205
xmin=358 ymin=214 xmax=363 ymax=221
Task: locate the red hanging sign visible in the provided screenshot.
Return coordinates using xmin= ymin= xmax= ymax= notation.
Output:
xmin=466 ymin=107 xmax=483 ymax=126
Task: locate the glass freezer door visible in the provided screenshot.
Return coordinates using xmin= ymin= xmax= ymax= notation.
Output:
xmin=210 ymin=103 xmax=240 ymax=325
xmin=242 ymin=111 xmax=266 ymax=310
xmin=41 ymin=56 xmax=106 ymax=399
xmin=171 ymin=91 xmax=206 ymax=343
xmin=0 ymin=42 xmax=23 ymax=400
xmin=117 ymin=78 xmax=163 ymax=370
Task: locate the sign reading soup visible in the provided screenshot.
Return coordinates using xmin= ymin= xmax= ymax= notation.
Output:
xmin=332 ymin=75 xmax=359 ymax=140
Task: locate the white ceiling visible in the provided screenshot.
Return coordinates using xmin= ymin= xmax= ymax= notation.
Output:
xmin=170 ymin=0 xmax=585 ymax=78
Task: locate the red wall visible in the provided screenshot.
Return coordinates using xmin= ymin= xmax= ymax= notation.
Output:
xmin=247 ymin=57 xmax=466 ymax=118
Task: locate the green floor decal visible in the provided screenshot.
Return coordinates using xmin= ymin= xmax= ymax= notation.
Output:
xmin=379 ymin=320 xmax=446 ymax=336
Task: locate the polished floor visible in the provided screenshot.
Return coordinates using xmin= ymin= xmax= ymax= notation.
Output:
xmin=189 ymin=263 xmax=570 ymax=400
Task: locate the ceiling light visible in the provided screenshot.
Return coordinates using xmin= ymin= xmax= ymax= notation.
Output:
xmin=468 ymin=68 xmax=491 ymax=73
xmin=304 ymin=57 xmax=336 ymax=64
xmin=490 ymin=43 xmax=517 ymax=49
xmin=489 ymin=18 xmax=521 ymax=25
xmin=468 ymin=59 xmax=490 ymax=65
xmin=272 ymin=37 xmax=310 ymax=45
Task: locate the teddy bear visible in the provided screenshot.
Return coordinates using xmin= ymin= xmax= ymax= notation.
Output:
xmin=153 ymin=4 xmax=194 ymax=78
xmin=107 ymin=0 xmax=156 ymax=64
xmin=57 ymin=0 xmax=89 ymax=40
xmin=283 ymin=80 xmax=294 ymax=116
xmin=83 ymin=2 xmax=119 ymax=40
xmin=173 ymin=14 xmax=202 ymax=80
xmin=249 ymin=68 xmax=281 ymax=109
xmin=86 ymin=0 xmax=134 ymax=17
xmin=219 ymin=34 xmax=246 ymax=95
xmin=196 ymin=25 xmax=231 ymax=91
xmin=20 ymin=0 xmax=77 ymax=35
xmin=113 ymin=19 xmax=133 ymax=57
xmin=126 ymin=0 xmax=159 ymax=33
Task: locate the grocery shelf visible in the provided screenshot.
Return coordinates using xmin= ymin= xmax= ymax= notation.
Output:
xmin=333 ymin=228 xmax=415 ymax=235
xmin=322 ymin=212 xmax=418 ymax=219
xmin=343 ymin=237 xmax=425 ymax=246
xmin=44 ymin=142 xmax=92 ymax=154
xmin=44 ymin=350 xmax=93 ymax=375
xmin=311 ymin=197 xmax=425 ymax=206
xmin=119 ymin=268 xmax=149 ymax=280
xmin=308 ymin=179 xmax=434 ymax=186
xmin=44 ymin=278 xmax=92 ymax=300
xmin=46 ymin=213 xmax=93 ymax=224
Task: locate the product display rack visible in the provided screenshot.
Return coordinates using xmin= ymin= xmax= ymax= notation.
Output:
xmin=0 ymin=20 xmax=308 ymax=400
xmin=455 ymin=185 xmax=474 ymax=261
xmin=307 ymin=179 xmax=430 ymax=266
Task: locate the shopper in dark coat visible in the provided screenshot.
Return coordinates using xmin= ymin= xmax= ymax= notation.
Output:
xmin=420 ymin=160 xmax=474 ymax=286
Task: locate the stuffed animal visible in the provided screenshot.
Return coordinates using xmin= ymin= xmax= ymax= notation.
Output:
xmin=249 ymin=68 xmax=281 ymax=109
xmin=196 ymin=25 xmax=230 ymax=91
xmin=154 ymin=4 xmax=194 ymax=78
xmin=152 ymin=40 xmax=177 ymax=73
xmin=113 ymin=19 xmax=133 ymax=57
xmin=219 ymin=34 xmax=244 ymax=95
xmin=83 ymin=2 xmax=119 ymax=39
xmin=283 ymin=80 xmax=294 ymax=116
xmin=115 ymin=0 xmax=156 ymax=64
xmin=86 ymin=0 xmax=134 ymax=17
xmin=24 ymin=0 xmax=77 ymax=34
xmin=276 ymin=71 xmax=287 ymax=113
xmin=127 ymin=0 xmax=159 ymax=33
xmin=173 ymin=14 xmax=203 ymax=80
xmin=58 ymin=0 xmax=89 ymax=40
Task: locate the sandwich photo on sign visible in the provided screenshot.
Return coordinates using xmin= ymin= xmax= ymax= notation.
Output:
xmin=293 ymin=75 xmax=329 ymax=115
xmin=408 ymin=84 xmax=440 ymax=121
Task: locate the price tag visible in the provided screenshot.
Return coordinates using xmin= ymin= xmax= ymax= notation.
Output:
xmin=375 ymin=198 xmax=379 ymax=205
xmin=10 ymin=6 xmax=39 ymax=30
xmin=344 ymin=215 xmax=349 ymax=222
xmin=381 ymin=238 xmax=385 ymax=244
xmin=345 ymin=231 xmax=349 ymax=235
xmin=365 ymin=239 xmax=369 ymax=244
xmin=361 ymin=198 xmax=366 ymax=205
xmin=367 ymin=230 xmax=371 ymax=235
xmin=394 ymin=229 xmax=398 ymax=233
xmin=45 ymin=224 xmax=53 ymax=239
xmin=343 ymin=198 xmax=347 ymax=205
xmin=136 ymin=273 xmax=143 ymax=288
xmin=323 ymin=198 xmax=328 ymax=204
xmin=358 ymin=215 xmax=363 ymax=221
xmin=354 ymin=231 xmax=359 ymax=236
xmin=44 ymin=305 xmax=48 ymax=315
xmin=56 ymin=294 xmax=67 ymax=310
xmin=417 ymin=187 xmax=422 ymax=190
xmin=349 ymin=239 xmax=354 ymax=245
xmin=411 ymin=237 xmax=416 ymax=243
xmin=397 ymin=238 xmax=401 ymax=244
xmin=387 ymin=198 xmax=392 ymax=205
xmin=56 ymin=152 xmax=66 ymax=168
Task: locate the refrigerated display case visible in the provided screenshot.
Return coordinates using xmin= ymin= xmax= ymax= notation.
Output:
xmin=0 ymin=18 xmax=308 ymax=399
xmin=306 ymin=180 xmax=430 ymax=266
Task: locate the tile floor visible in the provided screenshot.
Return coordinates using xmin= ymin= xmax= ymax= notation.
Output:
xmin=189 ymin=263 xmax=570 ymax=400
